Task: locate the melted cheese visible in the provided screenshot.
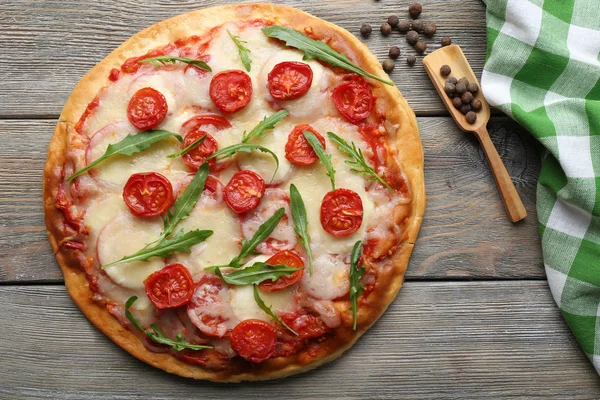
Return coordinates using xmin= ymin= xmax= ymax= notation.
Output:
xmin=301 ymin=254 xmax=349 ymax=300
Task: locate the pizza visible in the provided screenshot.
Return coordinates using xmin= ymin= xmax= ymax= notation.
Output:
xmin=43 ymin=3 xmax=425 ymax=382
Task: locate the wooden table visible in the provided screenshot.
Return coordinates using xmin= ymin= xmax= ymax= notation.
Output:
xmin=1 ymin=0 xmax=599 ymax=398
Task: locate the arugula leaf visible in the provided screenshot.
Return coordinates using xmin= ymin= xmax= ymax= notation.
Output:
xmin=207 ymin=143 xmax=279 ymax=182
xmin=241 ymin=110 xmax=289 ymax=143
xmin=126 ymin=296 xmax=212 ymax=351
xmin=227 ymin=30 xmax=252 ymax=72
xmin=101 ymin=229 xmax=213 ymax=269
xmin=289 ymin=184 xmax=313 ymax=276
xmin=67 ymin=130 xmax=182 ymax=181
xmin=262 ymin=26 xmax=393 ymax=86
xmin=327 ymin=132 xmax=393 ymax=191
xmin=253 ymin=285 xmax=297 ymax=335
xmin=139 ymin=56 xmax=211 ymax=72
xmin=303 ymin=131 xmax=335 ymax=190
xmin=167 ymin=135 xmax=207 ymax=159
xmin=349 ymin=240 xmax=365 ymax=330
xmin=214 ymin=262 xmax=300 ymax=285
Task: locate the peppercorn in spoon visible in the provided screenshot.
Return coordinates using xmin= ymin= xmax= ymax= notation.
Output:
xmin=423 ymin=45 xmax=527 ymax=223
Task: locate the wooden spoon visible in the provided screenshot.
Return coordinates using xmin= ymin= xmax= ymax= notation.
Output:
xmin=423 ymin=45 xmax=527 ymax=223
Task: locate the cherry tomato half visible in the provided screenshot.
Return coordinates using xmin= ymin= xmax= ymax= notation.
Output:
xmin=331 ymin=81 xmax=374 ymax=123
xmin=320 ymin=188 xmax=364 ymax=237
xmin=285 ymin=124 xmax=326 ymax=166
xmin=123 ymin=172 xmax=174 ymax=217
xmin=230 ymin=319 xmax=277 ymax=363
xmin=258 ymin=250 xmax=304 ymax=292
xmin=127 ymin=87 xmax=168 ymax=130
xmin=144 ymin=264 xmax=194 ymax=309
xmin=209 ymin=70 xmax=253 ymax=113
xmin=224 ymin=170 xmax=266 ymax=214
xmin=182 ymin=130 xmax=218 ymax=170
xmin=268 ymin=61 xmax=313 ymax=100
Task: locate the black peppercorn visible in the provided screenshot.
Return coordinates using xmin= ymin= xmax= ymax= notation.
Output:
xmin=424 ymin=23 xmax=437 ymax=37
xmin=382 ymin=59 xmax=395 ymax=73
xmin=407 ymin=55 xmax=417 ymax=66
xmin=455 ymin=82 xmax=468 ymax=95
xmin=444 ymin=82 xmax=456 ymax=96
xmin=441 ymin=36 xmax=452 ymax=46
xmin=440 ymin=64 xmax=451 ymax=76
xmin=460 ymin=104 xmax=472 ymax=115
xmin=415 ymin=41 xmax=428 ymax=54
xmin=406 ymin=30 xmax=419 ymax=45
xmin=447 ymin=76 xmax=458 ymax=85
xmin=389 ymin=46 xmax=401 ymax=59
xmin=461 ymin=91 xmax=474 ymax=104
xmin=471 ymin=99 xmax=482 ymax=112
xmin=408 ymin=2 xmax=423 ymax=18
xmin=380 ymin=23 xmax=392 ymax=36
xmin=398 ymin=20 xmax=411 ymax=33
xmin=411 ymin=20 xmax=424 ymax=33
xmin=388 ymin=15 xmax=399 ymax=28
xmin=452 ymin=97 xmax=462 ymax=110
xmin=360 ymin=23 xmax=372 ymax=38
xmin=465 ymin=111 xmax=477 ymax=124
xmin=467 ymin=82 xmax=479 ymax=94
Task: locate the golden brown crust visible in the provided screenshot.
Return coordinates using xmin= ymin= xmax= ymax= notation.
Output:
xmin=44 ymin=2 xmax=425 ymax=382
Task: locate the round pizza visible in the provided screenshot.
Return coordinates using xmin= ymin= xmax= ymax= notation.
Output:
xmin=43 ymin=3 xmax=425 ymax=381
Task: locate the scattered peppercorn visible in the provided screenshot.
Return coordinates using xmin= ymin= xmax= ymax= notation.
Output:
xmin=407 ymin=55 xmax=417 ymax=66
xmin=380 ymin=23 xmax=392 ymax=36
xmin=406 ymin=30 xmax=419 ymax=45
xmin=440 ymin=65 xmax=451 ymax=76
xmin=460 ymin=104 xmax=472 ymax=115
xmin=382 ymin=59 xmax=395 ymax=73
xmin=452 ymin=97 xmax=463 ymax=110
xmin=360 ymin=23 xmax=372 ymax=38
xmin=465 ymin=111 xmax=477 ymax=124
xmin=455 ymin=82 xmax=468 ymax=95
xmin=415 ymin=41 xmax=428 ymax=54
xmin=388 ymin=15 xmax=399 ymax=28
xmin=424 ymin=23 xmax=437 ymax=37
xmin=441 ymin=36 xmax=452 ymax=46
xmin=461 ymin=91 xmax=474 ymax=104
xmin=389 ymin=46 xmax=401 ymax=59
xmin=467 ymin=82 xmax=479 ymax=94
xmin=408 ymin=2 xmax=423 ymax=18
xmin=447 ymin=76 xmax=458 ymax=85
xmin=411 ymin=20 xmax=424 ymax=33
xmin=471 ymin=99 xmax=482 ymax=112
xmin=444 ymin=82 xmax=456 ymax=96
xmin=398 ymin=20 xmax=411 ymax=33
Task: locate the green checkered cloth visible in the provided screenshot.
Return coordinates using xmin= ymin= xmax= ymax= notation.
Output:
xmin=482 ymin=0 xmax=600 ymax=372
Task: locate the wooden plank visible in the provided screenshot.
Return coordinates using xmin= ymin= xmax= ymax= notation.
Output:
xmin=0 ymin=282 xmax=598 ymax=398
xmin=0 ymin=0 xmax=487 ymax=117
xmin=0 ymin=117 xmax=541 ymax=282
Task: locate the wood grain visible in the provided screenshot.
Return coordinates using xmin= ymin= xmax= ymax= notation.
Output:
xmin=1 ymin=282 xmax=598 ymax=398
xmin=0 ymin=117 xmax=541 ymax=282
xmin=0 ymin=0 xmax=488 ymax=117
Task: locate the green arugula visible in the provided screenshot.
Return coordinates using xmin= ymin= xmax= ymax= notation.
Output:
xmin=167 ymin=135 xmax=207 ymax=159
xmin=207 ymin=143 xmax=279 ymax=182
xmin=101 ymin=229 xmax=213 ymax=269
xmin=125 ymin=296 xmax=212 ymax=351
xmin=327 ymin=132 xmax=393 ymax=191
xmin=262 ymin=26 xmax=393 ymax=86
xmin=289 ymin=184 xmax=313 ymax=276
xmin=214 ymin=262 xmax=300 ymax=286
xmin=349 ymin=240 xmax=365 ymax=330
xmin=253 ymin=285 xmax=297 ymax=335
xmin=303 ymin=131 xmax=335 ymax=190
xmin=67 ymin=130 xmax=182 ymax=181
xmin=139 ymin=56 xmax=211 ymax=72
xmin=227 ymin=30 xmax=252 ymax=72
xmin=242 ymin=110 xmax=289 ymax=143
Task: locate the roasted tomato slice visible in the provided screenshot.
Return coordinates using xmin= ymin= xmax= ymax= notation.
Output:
xmin=209 ymin=70 xmax=253 ymax=113
xmin=280 ymin=312 xmax=329 ymax=339
xmin=122 ymin=172 xmax=174 ymax=217
xmin=285 ymin=124 xmax=326 ymax=166
xmin=331 ymin=81 xmax=374 ymax=123
xmin=127 ymin=87 xmax=168 ymax=130
xmin=224 ymin=170 xmax=266 ymax=214
xmin=320 ymin=188 xmax=364 ymax=237
xmin=144 ymin=264 xmax=194 ymax=309
xmin=258 ymin=250 xmax=304 ymax=292
xmin=181 ymin=130 xmax=218 ymax=170
xmin=268 ymin=61 xmax=313 ymax=100
xmin=230 ymin=319 xmax=277 ymax=363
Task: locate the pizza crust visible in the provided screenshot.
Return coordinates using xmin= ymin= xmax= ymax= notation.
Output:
xmin=43 ymin=2 xmax=425 ymax=382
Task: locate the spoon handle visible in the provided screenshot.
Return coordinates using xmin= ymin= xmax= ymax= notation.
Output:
xmin=474 ymin=126 xmax=527 ymax=223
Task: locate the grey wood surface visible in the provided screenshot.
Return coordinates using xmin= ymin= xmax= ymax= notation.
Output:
xmin=0 ymin=117 xmax=542 ymax=282
xmin=2 ymin=283 xmax=600 ymax=399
